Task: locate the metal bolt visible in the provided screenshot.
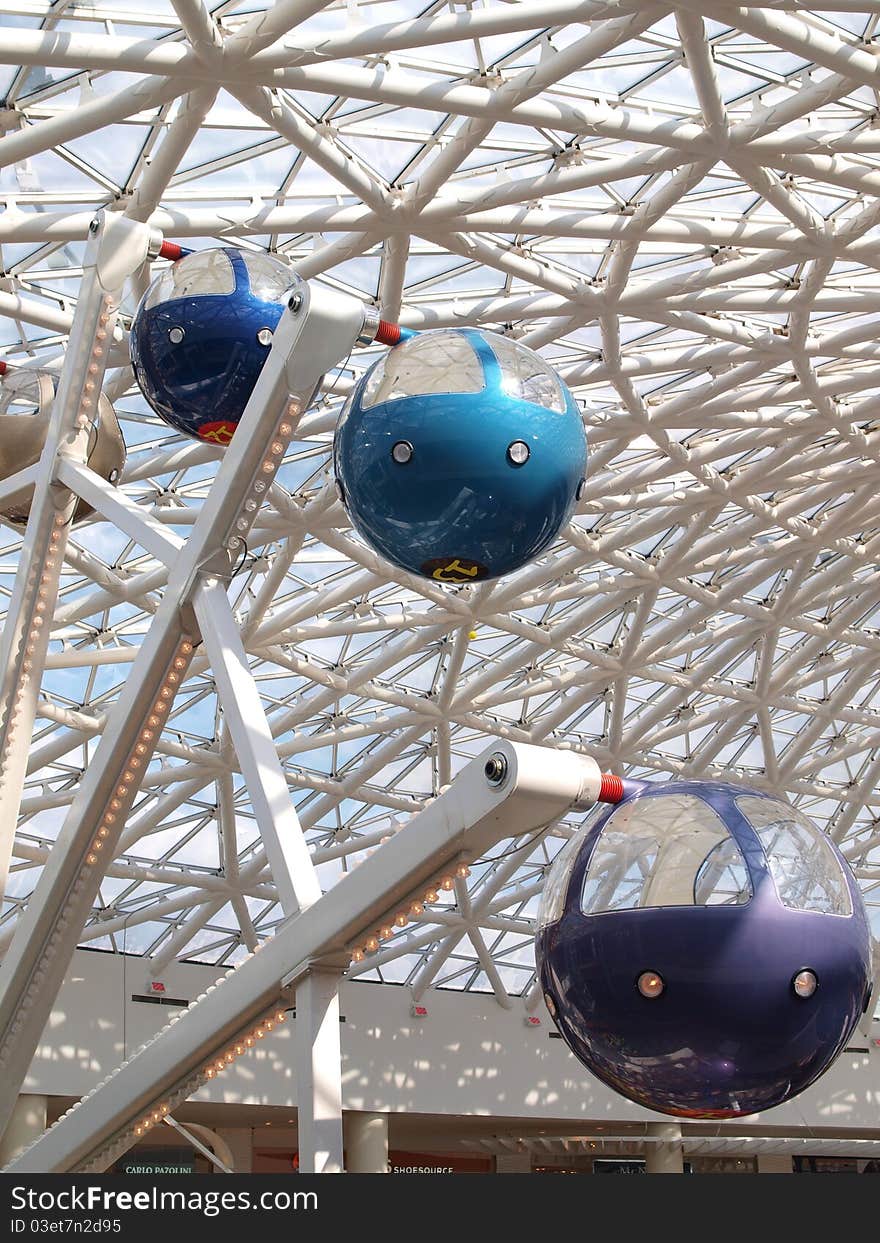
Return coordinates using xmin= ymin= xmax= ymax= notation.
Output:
xmin=89 ymin=218 xmax=100 ymax=234
xmin=288 ymin=293 xmax=303 ymax=313
xmin=168 ymin=326 xmax=184 ymax=344
xmin=484 ymin=752 xmax=508 ymax=786
xmin=257 ymin=327 xmax=273 ymax=346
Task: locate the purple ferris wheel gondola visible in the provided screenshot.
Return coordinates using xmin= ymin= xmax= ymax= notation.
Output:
xmin=536 ymin=780 xmax=873 ymax=1119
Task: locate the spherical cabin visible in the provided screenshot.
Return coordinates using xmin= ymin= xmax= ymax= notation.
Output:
xmin=130 ymin=247 xmax=301 ymax=445
xmin=333 ymin=328 xmax=587 ymax=583
xmin=0 ymin=369 xmax=125 ymax=525
xmin=536 ymin=781 xmax=873 ymax=1119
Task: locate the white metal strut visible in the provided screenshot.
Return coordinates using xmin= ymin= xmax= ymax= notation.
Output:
xmin=5 ymin=741 xmax=602 ymax=1174
xmin=0 ymin=270 xmax=373 ymax=1138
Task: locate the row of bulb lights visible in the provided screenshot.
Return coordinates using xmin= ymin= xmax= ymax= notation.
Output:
xmin=3 ymin=297 xmax=115 ymax=782
xmin=0 ymin=509 xmax=70 ymax=788
xmin=349 ymin=863 xmax=472 ymax=965
xmin=131 ymin=1009 xmax=289 ymax=1138
xmin=74 ymin=295 xmax=114 ymax=431
xmin=67 ymin=391 xmax=298 ymax=1107
xmin=127 ymin=869 xmax=476 ymax=1141
xmin=85 ymin=637 xmax=194 ymax=866
xmin=226 ymin=400 xmax=300 ymax=552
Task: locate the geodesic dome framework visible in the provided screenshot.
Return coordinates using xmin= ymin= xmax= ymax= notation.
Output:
xmin=0 ymin=0 xmax=879 ymax=1135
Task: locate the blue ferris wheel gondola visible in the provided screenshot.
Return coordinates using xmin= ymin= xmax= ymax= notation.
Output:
xmin=536 ymin=780 xmax=873 ymax=1119
xmin=333 ymin=328 xmax=587 ymax=583
xmin=130 ymin=247 xmax=301 ymax=445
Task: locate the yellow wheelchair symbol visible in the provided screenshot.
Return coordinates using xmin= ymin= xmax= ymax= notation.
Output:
xmin=199 ymin=422 xmax=236 ymax=446
xmin=431 ymin=559 xmax=480 ymax=582
xmin=420 ymin=556 xmax=488 ymax=582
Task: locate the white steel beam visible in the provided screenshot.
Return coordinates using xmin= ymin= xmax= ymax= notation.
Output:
xmin=193 ymin=577 xmax=320 ymax=915
xmin=0 ymin=465 xmax=38 ymax=511
xmin=0 ymin=277 xmax=372 ymax=1139
xmin=5 ymin=741 xmax=602 ymax=1173
xmin=0 ymin=212 xmax=153 ymax=902
xmin=162 ymin=1116 xmax=232 ymax=1173
xmin=0 ymin=201 xmax=843 ymax=255
xmin=0 ymin=290 xmax=74 ymax=335
xmin=294 ymin=969 xmax=344 ymax=1174
xmin=0 ymin=75 xmax=183 ymax=168
xmin=125 ymin=85 xmax=219 ymax=226
xmin=54 ymin=459 xmax=183 ymax=566
xmin=0 ymin=2 xmax=640 ymax=78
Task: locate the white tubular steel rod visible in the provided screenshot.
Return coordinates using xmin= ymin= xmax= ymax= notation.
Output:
xmin=0 ymin=278 xmax=371 ymax=1141
xmin=0 ymin=288 xmax=76 ymax=333
xmin=0 ymin=201 xmax=837 ymax=253
xmin=193 ymin=577 xmax=321 ymax=916
xmin=5 ymin=742 xmax=602 ymax=1174
xmin=0 ymin=212 xmax=153 ymax=903
xmin=0 ymin=75 xmax=183 ymax=170
xmin=0 ymin=2 xmax=636 ymax=78
xmin=54 ymin=458 xmax=184 ymax=566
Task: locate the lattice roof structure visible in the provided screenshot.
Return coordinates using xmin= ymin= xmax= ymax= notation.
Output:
xmin=1 ymin=0 xmax=879 ymax=1017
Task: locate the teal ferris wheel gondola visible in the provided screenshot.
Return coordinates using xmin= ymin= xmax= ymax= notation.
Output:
xmin=333 ymin=328 xmax=587 ymax=583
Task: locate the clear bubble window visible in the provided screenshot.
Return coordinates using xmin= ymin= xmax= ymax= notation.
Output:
xmin=143 ymin=250 xmax=235 ymax=310
xmin=488 ymin=336 xmax=566 ymax=412
xmin=737 ymin=795 xmax=852 ymax=916
xmin=579 ymin=794 xmax=752 ymax=915
xmin=537 ymin=819 xmax=596 ymax=931
xmin=361 ymin=331 xmax=484 ymax=408
xmin=240 ymin=252 xmax=297 ymax=302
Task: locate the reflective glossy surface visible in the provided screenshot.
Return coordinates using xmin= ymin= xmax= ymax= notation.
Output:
xmin=0 ymin=370 xmax=125 ymax=524
xmin=130 ymin=248 xmax=300 ymax=444
xmin=333 ymin=328 xmax=587 ymax=581
xmin=536 ymin=780 xmax=873 ymax=1119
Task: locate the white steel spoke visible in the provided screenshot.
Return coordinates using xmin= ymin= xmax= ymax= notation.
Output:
xmin=0 ymin=277 xmax=371 ymax=1132
xmin=193 ymin=577 xmax=319 ymax=915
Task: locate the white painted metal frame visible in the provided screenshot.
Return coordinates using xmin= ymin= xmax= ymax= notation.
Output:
xmin=5 ymin=741 xmax=602 ymax=1174
xmin=0 ymin=214 xmax=152 ymax=895
xmin=162 ymin=1116 xmax=233 ymax=1174
xmin=0 ymin=262 xmax=371 ymax=1136
xmin=295 ymin=969 xmax=345 ymax=1174
xmin=193 ymin=576 xmax=320 ymax=918
xmin=1 ymin=0 xmax=879 ymax=1157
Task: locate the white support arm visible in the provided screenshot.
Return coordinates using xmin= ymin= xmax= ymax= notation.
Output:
xmin=162 ymin=1116 xmax=233 ymax=1174
xmin=6 ymin=741 xmax=601 ymax=1174
xmin=0 ymin=212 xmax=152 ymax=899
xmin=193 ymin=577 xmax=321 ymax=916
xmin=295 ymin=970 xmax=344 ymax=1174
xmin=0 ymin=465 xmax=38 ymax=511
xmin=0 ymin=279 xmax=372 ymax=1139
xmin=54 ymin=458 xmax=184 ymax=566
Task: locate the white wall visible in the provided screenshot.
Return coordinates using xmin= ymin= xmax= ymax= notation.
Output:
xmin=24 ymin=949 xmax=880 ymax=1131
